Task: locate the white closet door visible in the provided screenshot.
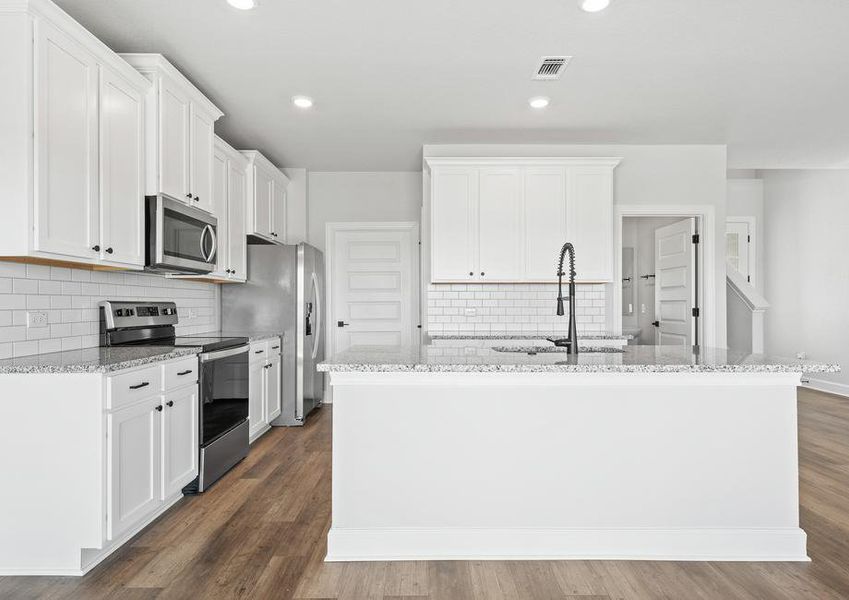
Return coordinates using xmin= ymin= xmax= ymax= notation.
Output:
xmin=34 ymin=21 xmax=99 ymax=259
xmin=478 ymin=168 xmax=523 ymax=281
xmin=523 ymin=167 xmax=567 ymax=281
xmin=430 ymin=168 xmax=477 ymax=282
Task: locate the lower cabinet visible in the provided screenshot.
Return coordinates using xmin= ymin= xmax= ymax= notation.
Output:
xmin=248 ymin=337 xmax=282 ymax=443
xmin=161 ymin=386 xmax=199 ymax=499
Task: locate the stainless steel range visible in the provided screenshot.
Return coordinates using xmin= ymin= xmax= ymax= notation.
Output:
xmin=100 ymin=300 xmax=249 ymax=493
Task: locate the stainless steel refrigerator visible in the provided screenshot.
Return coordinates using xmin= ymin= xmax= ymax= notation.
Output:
xmin=220 ymin=243 xmax=324 ymax=426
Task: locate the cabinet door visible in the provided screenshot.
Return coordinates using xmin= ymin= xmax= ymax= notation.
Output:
xmin=248 ymin=359 xmax=267 ymax=441
xmin=210 ymin=147 xmax=229 ymax=277
xmin=523 ymin=168 xmax=567 ymax=281
xmin=34 ymin=21 xmax=99 ymax=259
xmin=227 ymin=160 xmax=247 ymax=280
xmin=567 ymin=166 xmax=614 ymax=281
xmin=189 ymin=104 xmax=215 ymax=212
xmin=265 ymin=355 xmax=282 ymax=422
xmin=99 ymin=66 xmax=145 ymax=267
xmin=162 ymin=386 xmax=199 ymax=499
xmin=430 ymin=168 xmax=477 ymax=282
xmin=253 ymin=166 xmax=274 ymax=239
xmin=478 ymin=168 xmax=523 ymax=281
xmin=272 ymin=177 xmax=288 ymax=243
xmin=158 ymin=78 xmax=190 ymax=202
xmin=107 ymin=397 xmax=162 ymax=541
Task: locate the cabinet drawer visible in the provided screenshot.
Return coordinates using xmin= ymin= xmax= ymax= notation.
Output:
xmin=268 ymin=338 xmax=281 ymax=357
xmin=250 ymin=340 xmax=269 ymax=362
xmin=164 ymin=356 xmax=199 ymax=390
xmin=107 ymin=365 xmax=162 ymax=410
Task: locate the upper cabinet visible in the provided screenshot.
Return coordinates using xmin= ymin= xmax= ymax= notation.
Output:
xmin=213 ymin=136 xmax=248 ymax=281
xmin=242 ymin=151 xmax=290 ymax=244
xmin=0 ymin=0 xmax=151 ymax=269
xmin=120 ymin=54 xmax=223 ymax=213
xmin=426 ymin=157 xmax=621 ymax=283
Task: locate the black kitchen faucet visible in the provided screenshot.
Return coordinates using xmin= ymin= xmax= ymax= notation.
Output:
xmin=547 ymin=242 xmax=579 ymax=355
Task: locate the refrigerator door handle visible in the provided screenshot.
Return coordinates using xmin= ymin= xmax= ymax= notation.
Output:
xmin=311 ymin=271 xmax=322 ymax=360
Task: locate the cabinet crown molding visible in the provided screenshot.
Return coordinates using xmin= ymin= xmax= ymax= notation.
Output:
xmin=425 ymin=157 xmax=622 ymax=170
xmin=120 ymin=53 xmax=224 ymax=119
xmin=241 ymin=150 xmax=291 ymax=186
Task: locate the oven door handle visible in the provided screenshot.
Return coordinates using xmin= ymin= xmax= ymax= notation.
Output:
xmin=199 ymin=345 xmax=249 ymax=363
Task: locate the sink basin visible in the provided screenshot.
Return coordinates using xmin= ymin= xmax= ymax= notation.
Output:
xmin=491 ymin=346 xmax=625 ymax=354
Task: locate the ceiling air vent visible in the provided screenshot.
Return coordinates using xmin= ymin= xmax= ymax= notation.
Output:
xmin=533 ymin=56 xmax=572 ymax=80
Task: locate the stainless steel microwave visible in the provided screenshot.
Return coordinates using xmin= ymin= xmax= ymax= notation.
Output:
xmin=145 ymin=194 xmax=217 ymax=274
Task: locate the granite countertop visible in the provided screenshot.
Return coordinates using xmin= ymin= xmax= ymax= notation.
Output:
xmin=318 ymin=343 xmax=839 ymax=374
xmin=428 ymin=331 xmax=632 ymax=341
xmin=0 ymin=346 xmax=201 ymax=375
xmin=207 ymin=331 xmax=283 ymax=343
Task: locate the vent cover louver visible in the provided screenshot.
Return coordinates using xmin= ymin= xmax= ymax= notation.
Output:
xmin=534 ymin=56 xmax=572 ymax=80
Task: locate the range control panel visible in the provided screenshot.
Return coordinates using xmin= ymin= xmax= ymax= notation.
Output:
xmin=100 ymin=300 xmax=179 ymax=330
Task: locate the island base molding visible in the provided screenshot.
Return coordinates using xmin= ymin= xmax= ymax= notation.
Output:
xmin=326 ymin=527 xmax=809 ymax=562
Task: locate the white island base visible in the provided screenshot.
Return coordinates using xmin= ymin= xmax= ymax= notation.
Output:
xmin=326 ymin=371 xmax=808 ymax=562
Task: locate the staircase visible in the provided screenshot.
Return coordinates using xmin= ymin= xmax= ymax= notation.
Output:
xmin=726 ymin=268 xmax=769 ymax=354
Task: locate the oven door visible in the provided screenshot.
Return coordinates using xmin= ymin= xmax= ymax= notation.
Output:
xmin=146 ymin=194 xmax=217 ymax=274
xmin=199 ymin=345 xmax=249 ymax=447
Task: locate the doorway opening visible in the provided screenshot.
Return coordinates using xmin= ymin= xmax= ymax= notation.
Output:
xmin=621 ymin=216 xmax=703 ymax=346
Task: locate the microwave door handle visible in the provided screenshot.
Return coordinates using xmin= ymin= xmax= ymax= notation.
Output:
xmin=206 ymin=225 xmax=217 ymax=264
xmin=199 ymin=225 xmax=209 ymax=262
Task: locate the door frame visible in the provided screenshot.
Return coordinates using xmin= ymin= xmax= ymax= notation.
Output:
xmin=325 ymin=221 xmax=421 ymax=361
xmin=613 ymin=205 xmax=717 ymax=348
xmin=726 ymin=216 xmax=756 ymax=286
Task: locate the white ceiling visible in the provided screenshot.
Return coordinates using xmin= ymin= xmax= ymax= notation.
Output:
xmin=56 ymin=0 xmax=849 ymax=171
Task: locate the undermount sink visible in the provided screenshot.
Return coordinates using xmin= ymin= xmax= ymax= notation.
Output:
xmin=491 ymin=346 xmax=625 ymax=355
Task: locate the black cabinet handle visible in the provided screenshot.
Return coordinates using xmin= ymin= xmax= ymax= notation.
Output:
xmin=186 ymin=193 xmax=193 ymax=199
xmin=469 ymin=271 xmax=474 ymax=276
xmin=231 ymin=269 xmax=236 ymax=274
xmin=337 ymin=321 xmax=349 ymax=327
xmin=166 ymin=400 xmax=174 ymax=407
xmin=177 ymin=370 xmax=193 ymax=376
xmin=194 ymin=196 xmax=199 ymax=202
xmin=652 ymin=321 xmax=660 ymax=327
xmin=271 ymin=345 xmax=280 ymax=350
xmin=129 ymin=381 xmax=150 ymax=390
xmin=106 ymin=247 xmax=114 ymax=254
xmin=480 ymin=272 xmax=485 ymax=276
xmin=155 ymin=404 xmax=163 ymax=412
xmin=254 ymin=349 xmax=264 ymax=354
xmin=92 ymin=245 xmax=100 ymax=252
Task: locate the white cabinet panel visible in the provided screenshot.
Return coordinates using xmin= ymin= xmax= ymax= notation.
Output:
xmin=430 ymin=168 xmax=477 ymax=282
xmin=107 ymin=397 xmax=162 ymax=541
xmin=253 ymin=166 xmax=274 ymax=239
xmin=227 ymin=159 xmax=247 ymax=280
xmin=158 ymin=79 xmax=190 ymax=202
xmin=272 ymin=178 xmax=288 ymax=243
xmin=189 ymin=105 xmax=214 ymax=212
xmin=266 ymin=354 xmax=282 ymax=422
xmin=34 ymin=21 xmax=98 ymax=259
xmin=162 ymin=386 xmax=199 ymax=498
xmin=99 ymin=66 xmax=145 ymax=267
xmin=524 ymin=168 xmax=567 ymax=281
xmin=478 ymin=168 xmax=523 ymax=281
xmin=568 ymin=166 xmax=614 ymax=281
xmin=248 ymin=358 xmax=267 ymax=441
xmin=210 ymin=147 xmax=229 ymax=278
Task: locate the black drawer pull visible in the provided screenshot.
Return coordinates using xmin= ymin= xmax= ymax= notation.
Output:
xmin=155 ymin=404 xmax=163 ymax=412
xmin=129 ymin=382 xmax=150 ymax=390
xmin=254 ymin=350 xmax=264 ymax=354
xmin=271 ymin=346 xmax=280 ymax=350
xmin=177 ymin=370 xmax=193 ymax=376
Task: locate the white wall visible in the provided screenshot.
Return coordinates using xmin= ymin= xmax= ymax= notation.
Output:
xmin=422 ymin=145 xmax=728 ymax=346
xmin=762 ymin=170 xmax=849 ymax=391
xmin=0 ymin=262 xmax=219 ymax=359
xmin=307 ymin=172 xmax=422 ymax=252
xmin=727 ymin=179 xmax=765 ymax=294
xmin=283 ymin=167 xmax=308 ymax=244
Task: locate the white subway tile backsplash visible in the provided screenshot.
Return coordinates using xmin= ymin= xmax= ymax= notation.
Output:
xmin=0 ymin=260 xmax=220 ymax=359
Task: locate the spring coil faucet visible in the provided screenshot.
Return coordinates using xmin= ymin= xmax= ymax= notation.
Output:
xmin=548 ymin=242 xmax=579 ymax=355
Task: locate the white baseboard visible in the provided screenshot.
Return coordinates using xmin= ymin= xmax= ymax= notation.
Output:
xmin=803 ymin=378 xmax=849 ymax=398
xmin=326 ymin=527 xmax=809 ymax=562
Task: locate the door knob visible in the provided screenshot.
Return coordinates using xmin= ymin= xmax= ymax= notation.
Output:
xmin=652 ymin=321 xmax=660 ymax=327
xmin=337 ymin=321 xmax=350 ymax=327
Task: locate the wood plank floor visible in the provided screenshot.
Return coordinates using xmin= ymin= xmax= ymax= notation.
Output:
xmin=3 ymin=387 xmax=849 ymax=599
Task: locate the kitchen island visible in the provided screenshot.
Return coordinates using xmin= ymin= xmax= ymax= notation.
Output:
xmin=318 ymin=343 xmax=837 ymax=562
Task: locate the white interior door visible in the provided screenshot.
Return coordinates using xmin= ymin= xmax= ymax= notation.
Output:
xmin=654 ymin=218 xmax=696 ymax=345
xmin=331 ymin=225 xmax=419 ymax=355
xmin=726 ymin=220 xmax=751 ymax=284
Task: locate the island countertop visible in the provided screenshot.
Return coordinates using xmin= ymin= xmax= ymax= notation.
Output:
xmin=427 ymin=331 xmax=632 ymax=341
xmin=317 ymin=343 xmax=839 ymax=374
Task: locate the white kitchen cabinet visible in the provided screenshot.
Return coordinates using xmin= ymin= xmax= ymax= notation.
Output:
xmin=266 ymin=350 xmax=282 ymax=422
xmin=248 ymin=351 xmax=268 ymax=441
xmin=120 ymin=54 xmax=223 ymax=212
xmin=107 ymin=396 xmax=162 ymax=541
xmin=248 ymin=338 xmax=282 ymax=443
xmin=478 ymin=168 xmax=523 ymax=281
xmin=430 ymin=168 xmax=477 ymax=281
xmin=242 ymin=151 xmax=290 ymax=244
xmin=426 ymin=158 xmax=620 ymax=283
xmin=523 ymin=168 xmax=567 ymax=280
xmin=161 ymin=385 xmax=199 ymax=499
xmin=0 ymin=3 xmax=151 ymax=270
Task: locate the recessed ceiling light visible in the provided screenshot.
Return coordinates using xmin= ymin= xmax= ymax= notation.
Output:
xmin=292 ymin=95 xmax=314 ymax=109
xmin=581 ymin=0 xmax=610 ymax=12
xmin=529 ymin=96 xmax=550 ymax=109
xmin=227 ymin=0 xmax=256 ymax=10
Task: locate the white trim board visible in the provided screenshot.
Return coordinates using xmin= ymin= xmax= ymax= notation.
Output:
xmin=803 ymin=378 xmax=849 ymax=398
xmin=613 ymin=205 xmax=718 ymax=348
